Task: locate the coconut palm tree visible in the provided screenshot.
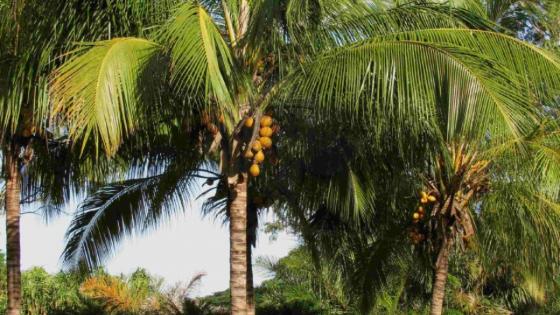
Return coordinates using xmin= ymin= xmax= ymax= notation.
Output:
xmin=0 ymin=1 xmax=180 ymax=313
xmin=248 ymin=3 xmax=560 ymax=314
xmin=50 ymin=0 xmax=560 ymax=314
xmin=409 ymin=113 xmax=560 ymax=314
xmin=271 ymin=98 xmax=560 ymax=315
xmin=240 ymin=99 xmax=441 ymax=314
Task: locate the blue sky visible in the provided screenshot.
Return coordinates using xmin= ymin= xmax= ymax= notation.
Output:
xmin=0 ymin=198 xmax=298 ymax=297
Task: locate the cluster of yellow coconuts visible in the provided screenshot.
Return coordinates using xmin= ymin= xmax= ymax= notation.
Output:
xmin=412 ymin=191 xmax=437 ymax=224
xmin=408 ymin=192 xmax=438 ymax=244
xmin=244 ymin=115 xmax=274 ymax=177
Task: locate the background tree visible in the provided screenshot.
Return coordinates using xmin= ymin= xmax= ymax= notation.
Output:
xmin=478 ymin=0 xmax=560 ymax=45
xmin=0 ymin=1 xmax=180 ymax=313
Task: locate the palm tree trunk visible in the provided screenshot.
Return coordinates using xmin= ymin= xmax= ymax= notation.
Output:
xmin=247 ymin=233 xmax=255 ymax=315
xmin=229 ymin=173 xmax=248 ymax=315
xmin=430 ymin=240 xmax=451 ymax=315
xmin=5 ymin=147 xmax=22 ymax=315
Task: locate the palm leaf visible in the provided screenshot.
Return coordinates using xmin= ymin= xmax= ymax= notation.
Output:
xmin=287 ymin=38 xmax=542 ymax=144
xmin=62 ymin=156 xmax=203 ymax=268
xmin=245 ymin=1 xmax=494 ymax=71
xmin=378 ymin=29 xmax=560 ymax=99
xmin=160 ymin=2 xmax=235 ymax=127
xmin=50 ymin=38 xmax=162 ymax=155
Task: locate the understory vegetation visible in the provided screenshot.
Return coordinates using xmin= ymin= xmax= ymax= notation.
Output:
xmin=2 ymin=247 xmax=560 ymax=315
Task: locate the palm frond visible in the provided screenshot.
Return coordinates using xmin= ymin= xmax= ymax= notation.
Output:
xmin=62 ymin=156 xmax=204 ymax=268
xmin=288 ymin=38 xmax=544 ymax=145
xmin=378 ymin=29 xmax=560 ymax=99
xmin=160 ymin=2 xmax=235 ymax=127
xmin=0 ymin=0 xmax=178 ymax=142
xmin=245 ymin=1 xmax=494 ymax=72
xmin=478 ymin=185 xmax=560 ymax=279
xmin=50 ymin=38 xmax=162 ymax=155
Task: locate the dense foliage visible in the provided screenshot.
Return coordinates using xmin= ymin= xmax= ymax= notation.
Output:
xmin=0 ymin=252 xmax=212 ymax=315
xmin=183 ymin=247 xmax=560 ymax=314
xmin=2 ymin=243 xmax=560 ymax=315
xmin=0 ymin=244 xmax=536 ymax=315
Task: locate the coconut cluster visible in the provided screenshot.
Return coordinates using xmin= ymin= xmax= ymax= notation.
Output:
xmin=408 ymin=191 xmax=438 ymax=245
xmin=245 ymin=115 xmax=275 ymax=177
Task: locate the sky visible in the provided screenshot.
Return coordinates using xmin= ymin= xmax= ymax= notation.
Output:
xmin=0 ymin=197 xmax=299 ymax=297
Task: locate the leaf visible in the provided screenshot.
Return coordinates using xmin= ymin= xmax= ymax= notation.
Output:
xmin=50 ymin=38 xmax=162 ymax=156
xmin=160 ymin=2 xmax=235 ymax=126
xmin=62 ymin=157 xmax=202 ymax=268
xmin=287 ymin=31 xmax=560 ymax=145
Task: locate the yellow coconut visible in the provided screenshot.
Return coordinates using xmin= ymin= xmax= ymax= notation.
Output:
xmin=428 ymin=195 xmax=437 ymax=202
xmin=252 ymin=140 xmax=263 ymax=152
xmin=244 ymin=117 xmax=254 ymax=128
xmin=245 ymin=150 xmax=254 ymax=159
xmin=420 ymin=197 xmax=428 ymax=204
xmin=260 ymin=115 xmax=273 ymax=127
xmin=254 ymin=150 xmax=265 ymax=163
xmin=413 ymin=212 xmax=420 ymax=220
xmin=250 ymin=164 xmax=260 ymax=177
xmin=259 ymin=127 xmax=273 ymax=137
xmin=259 ymin=136 xmax=272 ymax=149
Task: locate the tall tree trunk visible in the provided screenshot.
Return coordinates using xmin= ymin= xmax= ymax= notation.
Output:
xmin=5 ymin=146 xmax=21 ymax=315
xmin=430 ymin=240 xmax=451 ymax=315
xmin=247 ymin=230 xmax=255 ymax=315
xmin=229 ymin=174 xmax=248 ymax=315
xmin=232 ymin=2 xmax=252 ymax=311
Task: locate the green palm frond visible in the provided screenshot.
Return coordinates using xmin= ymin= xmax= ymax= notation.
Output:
xmin=292 ymin=3 xmax=496 ymax=47
xmin=482 ymin=120 xmax=560 ymax=195
xmin=0 ymin=0 xmax=178 ymax=141
xmin=479 ymin=185 xmax=560 ymax=279
xmin=283 ymin=0 xmax=372 ymax=45
xmin=160 ymin=2 xmax=235 ymax=126
xmin=527 ymin=125 xmax=560 ymax=199
xmin=288 ymin=38 xmax=543 ymax=144
xmin=50 ymin=38 xmax=162 ymax=155
xmin=63 ymin=157 xmax=204 ymax=268
xmin=378 ymin=29 xmax=560 ymax=98
xmin=245 ymin=1 xmax=494 ymax=71
xmin=50 ymin=2 xmax=237 ymax=156
xmin=274 ymin=135 xmax=375 ymax=223
xmin=20 ymin=138 xmax=112 ymax=218
xmin=200 ymin=178 xmax=228 ymax=223
xmin=474 ymin=122 xmax=560 ymax=280
xmin=449 ymin=0 xmax=489 ymax=18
